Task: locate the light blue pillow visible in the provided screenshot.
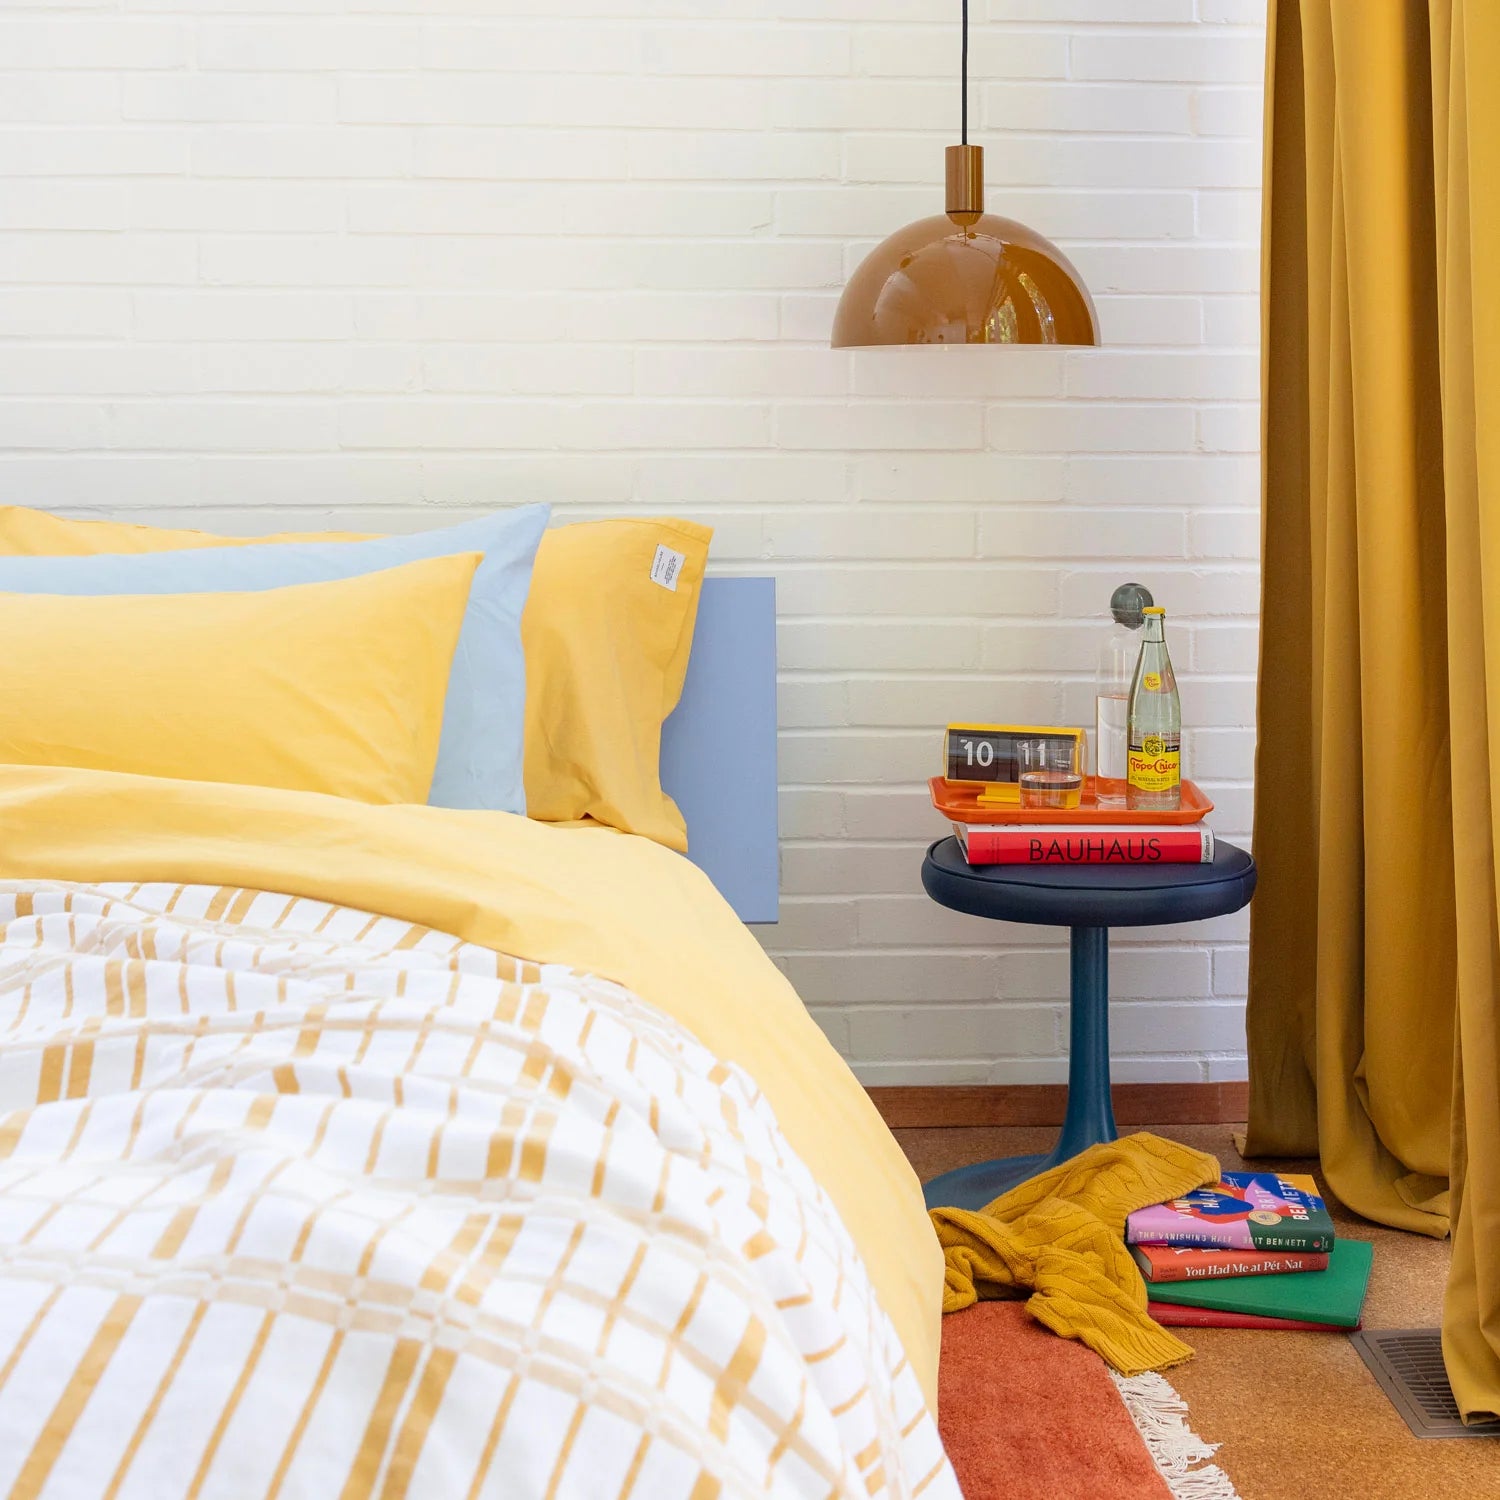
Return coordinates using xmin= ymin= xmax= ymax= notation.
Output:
xmin=0 ymin=506 xmax=550 ymax=813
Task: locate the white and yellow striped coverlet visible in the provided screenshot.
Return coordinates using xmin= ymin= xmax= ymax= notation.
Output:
xmin=0 ymin=879 xmax=959 ymax=1500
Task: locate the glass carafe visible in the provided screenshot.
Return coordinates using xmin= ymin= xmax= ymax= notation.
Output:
xmin=1095 ymin=582 xmax=1153 ymax=808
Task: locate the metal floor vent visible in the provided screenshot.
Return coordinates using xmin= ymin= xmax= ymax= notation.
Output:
xmin=1352 ymin=1329 xmax=1500 ymax=1439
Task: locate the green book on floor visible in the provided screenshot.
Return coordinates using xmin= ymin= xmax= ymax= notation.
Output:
xmin=1146 ymin=1238 xmax=1373 ymax=1327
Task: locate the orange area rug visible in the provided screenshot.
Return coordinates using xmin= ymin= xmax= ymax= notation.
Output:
xmin=939 ymin=1302 xmax=1238 ymax=1500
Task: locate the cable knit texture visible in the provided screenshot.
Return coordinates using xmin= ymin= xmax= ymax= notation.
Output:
xmin=930 ymin=1133 xmax=1220 ymax=1376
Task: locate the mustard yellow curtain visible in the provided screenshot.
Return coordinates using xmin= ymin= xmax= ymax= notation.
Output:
xmin=1248 ymin=0 xmax=1500 ymax=1422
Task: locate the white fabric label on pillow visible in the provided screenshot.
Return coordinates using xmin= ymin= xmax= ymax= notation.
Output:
xmin=650 ymin=542 xmax=685 ymax=591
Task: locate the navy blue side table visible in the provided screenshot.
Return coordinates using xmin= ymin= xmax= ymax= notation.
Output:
xmin=919 ymin=837 xmax=1256 ymax=1211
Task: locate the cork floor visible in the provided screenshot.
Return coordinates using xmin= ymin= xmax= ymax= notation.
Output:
xmin=898 ymin=1123 xmax=1500 ymax=1500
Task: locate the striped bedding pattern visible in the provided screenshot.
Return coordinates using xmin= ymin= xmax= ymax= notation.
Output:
xmin=0 ymin=881 xmax=956 ymax=1500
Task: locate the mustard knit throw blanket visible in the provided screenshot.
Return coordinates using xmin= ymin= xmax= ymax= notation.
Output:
xmin=930 ymin=1133 xmax=1220 ymax=1376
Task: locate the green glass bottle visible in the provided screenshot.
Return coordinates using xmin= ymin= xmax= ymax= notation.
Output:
xmin=1126 ymin=606 xmax=1181 ymax=811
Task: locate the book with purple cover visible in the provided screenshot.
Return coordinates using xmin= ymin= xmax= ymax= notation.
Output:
xmin=1126 ymin=1171 xmax=1335 ymax=1253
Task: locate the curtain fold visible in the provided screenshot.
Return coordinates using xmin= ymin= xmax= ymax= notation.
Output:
xmin=1247 ymin=0 xmax=1500 ymax=1422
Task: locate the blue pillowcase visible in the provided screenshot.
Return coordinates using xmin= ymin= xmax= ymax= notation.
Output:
xmin=0 ymin=506 xmax=550 ymax=813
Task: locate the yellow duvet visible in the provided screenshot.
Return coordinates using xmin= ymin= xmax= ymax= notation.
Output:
xmin=0 ymin=767 xmax=953 ymax=1499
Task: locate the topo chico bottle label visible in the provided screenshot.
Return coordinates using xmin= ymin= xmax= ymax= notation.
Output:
xmin=1127 ymin=730 xmax=1181 ymax=795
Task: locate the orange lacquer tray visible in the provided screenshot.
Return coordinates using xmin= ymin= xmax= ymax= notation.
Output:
xmin=929 ymin=775 xmax=1214 ymax=826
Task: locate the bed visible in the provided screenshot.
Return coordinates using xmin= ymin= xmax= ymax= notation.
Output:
xmin=0 ymin=512 xmax=955 ymax=1500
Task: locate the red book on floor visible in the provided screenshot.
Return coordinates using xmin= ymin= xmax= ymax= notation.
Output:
xmin=952 ymin=822 xmax=1215 ymax=866
xmin=1131 ymin=1244 xmax=1330 ymax=1282
xmin=1149 ymin=1302 xmax=1358 ymax=1332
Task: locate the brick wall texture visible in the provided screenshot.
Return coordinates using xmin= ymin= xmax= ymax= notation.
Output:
xmin=0 ymin=0 xmax=1266 ymax=1085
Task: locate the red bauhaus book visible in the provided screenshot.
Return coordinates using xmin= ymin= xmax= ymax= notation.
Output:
xmin=1131 ymin=1244 xmax=1330 ymax=1282
xmin=952 ymin=822 xmax=1215 ymax=866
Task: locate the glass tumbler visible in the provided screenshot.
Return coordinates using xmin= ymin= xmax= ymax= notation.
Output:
xmin=1017 ymin=737 xmax=1084 ymax=810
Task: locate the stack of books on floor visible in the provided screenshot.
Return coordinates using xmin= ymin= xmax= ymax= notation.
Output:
xmin=1126 ymin=1171 xmax=1374 ymax=1331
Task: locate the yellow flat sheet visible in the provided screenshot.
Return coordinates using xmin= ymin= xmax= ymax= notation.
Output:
xmin=0 ymin=764 xmax=942 ymax=1413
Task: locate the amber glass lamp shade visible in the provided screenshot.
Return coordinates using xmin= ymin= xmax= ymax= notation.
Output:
xmin=831 ymin=147 xmax=1099 ymax=347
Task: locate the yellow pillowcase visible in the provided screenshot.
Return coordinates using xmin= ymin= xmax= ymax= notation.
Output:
xmin=0 ymin=508 xmax=714 ymax=850
xmin=0 ymin=553 xmax=479 ymax=804
xmin=521 ymin=518 xmax=711 ymax=851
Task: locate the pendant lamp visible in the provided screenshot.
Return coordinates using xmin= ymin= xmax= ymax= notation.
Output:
xmin=831 ymin=2 xmax=1099 ymax=348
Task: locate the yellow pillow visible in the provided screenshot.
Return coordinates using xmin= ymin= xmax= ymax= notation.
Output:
xmin=521 ymin=517 xmax=711 ymax=850
xmin=0 ymin=553 xmax=479 ymax=804
xmin=0 ymin=509 xmax=714 ymax=850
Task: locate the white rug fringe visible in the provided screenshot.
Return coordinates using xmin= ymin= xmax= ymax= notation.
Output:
xmin=1109 ymin=1370 xmax=1244 ymax=1500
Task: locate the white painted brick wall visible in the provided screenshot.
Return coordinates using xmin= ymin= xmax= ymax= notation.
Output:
xmin=0 ymin=0 xmax=1265 ymax=1087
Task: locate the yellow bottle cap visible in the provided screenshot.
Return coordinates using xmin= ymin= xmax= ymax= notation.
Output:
xmin=1142 ymin=606 xmax=1165 ymax=614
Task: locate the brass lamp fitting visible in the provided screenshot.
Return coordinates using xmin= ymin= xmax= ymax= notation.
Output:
xmin=946 ymin=143 xmax=985 ymax=226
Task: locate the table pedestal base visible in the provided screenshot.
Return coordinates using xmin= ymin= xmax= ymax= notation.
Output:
xmin=922 ymin=925 xmax=1119 ymax=1211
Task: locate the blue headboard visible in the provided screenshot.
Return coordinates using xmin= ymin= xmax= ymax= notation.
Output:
xmin=660 ymin=577 xmax=778 ymax=924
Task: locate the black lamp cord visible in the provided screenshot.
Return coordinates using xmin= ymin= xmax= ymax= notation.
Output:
xmin=961 ymin=0 xmax=969 ymax=144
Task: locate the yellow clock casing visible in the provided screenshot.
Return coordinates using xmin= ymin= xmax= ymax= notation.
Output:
xmin=943 ymin=722 xmax=1085 ymax=804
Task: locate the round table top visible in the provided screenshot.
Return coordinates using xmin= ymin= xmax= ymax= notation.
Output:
xmin=922 ymin=837 xmax=1256 ymax=929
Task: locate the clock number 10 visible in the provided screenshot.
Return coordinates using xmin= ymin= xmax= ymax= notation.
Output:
xmin=959 ymin=738 xmax=994 ymax=768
